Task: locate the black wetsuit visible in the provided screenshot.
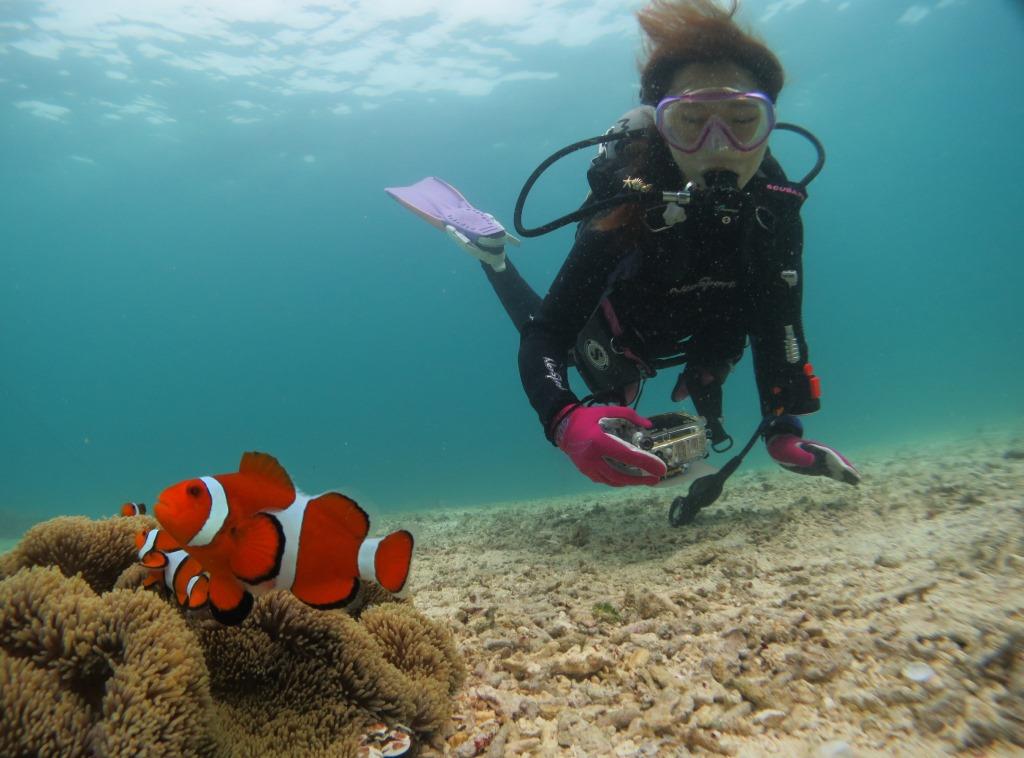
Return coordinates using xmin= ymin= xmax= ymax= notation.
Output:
xmin=488 ymin=154 xmax=822 ymax=444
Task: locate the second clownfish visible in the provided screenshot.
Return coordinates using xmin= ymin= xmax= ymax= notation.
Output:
xmin=135 ymin=528 xmax=210 ymax=609
xmin=116 ymin=503 xmax=210 ymax=609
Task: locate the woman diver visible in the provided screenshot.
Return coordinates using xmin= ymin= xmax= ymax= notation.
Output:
xmin=390 ymin=0 xmax=860 ymax=507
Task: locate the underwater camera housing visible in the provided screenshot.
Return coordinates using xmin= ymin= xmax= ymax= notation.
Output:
xmin=599 ymin=411 xmax=710 ymax=481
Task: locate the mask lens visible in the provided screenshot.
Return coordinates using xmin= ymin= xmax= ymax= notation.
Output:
xmin=657 ymin=90 xmax=774 ymax=153
xmin=661 ymin=101 xmax=712 ymax=148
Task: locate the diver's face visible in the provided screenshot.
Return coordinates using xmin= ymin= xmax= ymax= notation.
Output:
xmin=663 ymin=62 xmax=770 ymax=189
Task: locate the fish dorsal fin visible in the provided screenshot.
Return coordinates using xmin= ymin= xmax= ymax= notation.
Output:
xmin=238 ymin=451 xmax=294 ymax=491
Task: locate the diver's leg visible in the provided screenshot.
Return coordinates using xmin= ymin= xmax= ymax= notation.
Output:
xmin=480 ymin=257 xmax=542 ymax=335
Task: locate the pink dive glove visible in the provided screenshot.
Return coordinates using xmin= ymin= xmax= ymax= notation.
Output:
xmin=765 ymin=416 xmax=860 ymax=486
xmin=554 ymin=404 xmax=667 ymax=487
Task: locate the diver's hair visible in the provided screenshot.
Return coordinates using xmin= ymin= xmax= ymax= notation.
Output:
xmin=637 ymin=0 xmax=784 ymax=104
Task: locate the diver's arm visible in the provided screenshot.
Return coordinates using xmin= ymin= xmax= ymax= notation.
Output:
xmin=748 ymin=214 xmax=821 ymax=417
xmin=481 ymin=257 xmax=542 ymax=334
xmin=748 ymin=213 xmax=860 ymax=485
xmin=518 ymin=226 xmax=627 ymax=441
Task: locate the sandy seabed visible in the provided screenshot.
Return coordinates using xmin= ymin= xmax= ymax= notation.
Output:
xmin=375 ymin=429 xmax=1024 ymax=757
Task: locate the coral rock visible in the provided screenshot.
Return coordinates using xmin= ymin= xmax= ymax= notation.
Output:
xmin=1 ymin=516 xmax=465 ymax=757
xmin=0 ymin=566 xmax=214 ymax=757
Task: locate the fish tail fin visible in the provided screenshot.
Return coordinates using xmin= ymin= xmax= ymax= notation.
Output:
xmin=362 ymin=529 xmax=414 ymax=594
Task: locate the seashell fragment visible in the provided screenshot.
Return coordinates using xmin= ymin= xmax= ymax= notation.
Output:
xmin=902 ymin=661 xmax=935 ymax=683
xmin=365 ymin=722 xmax=389 ymax=740
xmin=381 ymin=725 xmax=413 ymax=757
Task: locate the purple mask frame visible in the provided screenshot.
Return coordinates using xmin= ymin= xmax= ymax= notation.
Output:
xmin=655 ymin=89 xmax=776 ymax=154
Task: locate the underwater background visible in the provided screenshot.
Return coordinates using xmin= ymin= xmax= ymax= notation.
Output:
xmin=1 ymin=0 xmax=1021 ymax=535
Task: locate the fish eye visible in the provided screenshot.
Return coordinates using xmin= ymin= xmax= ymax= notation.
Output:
xmin=186 ymin=484 xmax=203 ymax=498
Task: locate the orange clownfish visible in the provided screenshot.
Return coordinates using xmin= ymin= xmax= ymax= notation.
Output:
xmin=150 ymin=451 xmax=414 ymax=625
xmin=134 ymin=528 xmax=210 ymax=609
xmin=117 ymin=503 xmax=209 ymax=608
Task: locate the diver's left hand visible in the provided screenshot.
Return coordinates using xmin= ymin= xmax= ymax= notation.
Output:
xmin=765 ymin=416 xmax=860 ymax=486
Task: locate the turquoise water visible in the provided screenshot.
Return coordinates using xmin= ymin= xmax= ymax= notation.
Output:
xmin=1 ymin=0 xmax=1022 ymax=532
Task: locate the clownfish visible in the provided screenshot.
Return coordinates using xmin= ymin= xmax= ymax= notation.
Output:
xmin=115 ymin=505 xmax=209 ymax=609
xmin=134 ymin=528 xmax=210 ymax=609
xmin=146 ymin=451 xmax=414 ymax=625
xmin=120 ymin=502 xmax=147 ymax=517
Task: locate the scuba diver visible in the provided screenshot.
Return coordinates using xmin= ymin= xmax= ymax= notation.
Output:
xmin=387 ymin=0 xmax=860 ymax=522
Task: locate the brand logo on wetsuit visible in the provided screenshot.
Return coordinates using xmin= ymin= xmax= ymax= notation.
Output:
xmin=543 ymin=357 xmax=566 ymax=391
xmin=668 ymin=277 xmax=737 ymax=295
xmin=766 ymin=183 xmax=806 ymax=200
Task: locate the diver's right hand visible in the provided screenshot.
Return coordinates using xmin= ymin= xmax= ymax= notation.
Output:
xmin=553 ymin=405 xmax=667 ymax=487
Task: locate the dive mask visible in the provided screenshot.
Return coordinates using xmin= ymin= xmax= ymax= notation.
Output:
xmin=655 ymin=88 xmax=776 ymax=154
